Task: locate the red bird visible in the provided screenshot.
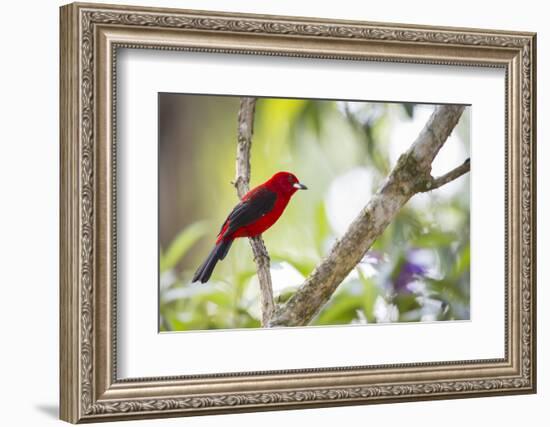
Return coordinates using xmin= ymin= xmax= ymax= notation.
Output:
xmin=192 ymin=171 xmax=307 ymax=283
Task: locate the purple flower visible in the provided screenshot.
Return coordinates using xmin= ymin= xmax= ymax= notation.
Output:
xmin=393 ymin=250 xmax=429 ymax=293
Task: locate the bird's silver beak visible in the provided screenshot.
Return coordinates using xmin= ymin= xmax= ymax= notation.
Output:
xmin=293 ymin=182 xmax=308 ymax=190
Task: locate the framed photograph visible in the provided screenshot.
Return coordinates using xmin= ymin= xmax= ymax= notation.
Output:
xmin=60 ymin=2 xmax=537 ymax=423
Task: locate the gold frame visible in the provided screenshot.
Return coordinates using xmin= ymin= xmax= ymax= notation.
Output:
xmin=60 ymin=2 xmax=537 ymax=423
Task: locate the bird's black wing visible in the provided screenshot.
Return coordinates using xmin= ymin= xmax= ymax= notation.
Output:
xmin=219 ymin=186 xmax=277 ymax=238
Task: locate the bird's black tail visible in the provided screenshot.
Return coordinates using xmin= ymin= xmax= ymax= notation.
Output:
xmin=191 ymin=240 xmax=233 ymax=283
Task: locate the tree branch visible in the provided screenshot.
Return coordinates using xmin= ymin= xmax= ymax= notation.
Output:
xmin=420 ymin=158 xmax=470 ymax=192
xmin=234 ymin=97 xmax=275 ymax=327
xmin=269 ymin=105 xmax=466 ymax=327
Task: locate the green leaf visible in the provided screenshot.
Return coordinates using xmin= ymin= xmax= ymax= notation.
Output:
xmin=160 ymin=221 xmax=210 ymax=272
xmin=394 ymin=294 xmax=421 ymax=314
xmin=412 ymin=231 xmax=458 ymax=248
xmin=314 ymin=293 xmax=363 ymax=325
xmin=452 ymin=244 xmax=470 ymax=279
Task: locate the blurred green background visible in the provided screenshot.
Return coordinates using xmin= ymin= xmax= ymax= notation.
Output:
xmin=159 ymin=94 xmax=470 ymax=331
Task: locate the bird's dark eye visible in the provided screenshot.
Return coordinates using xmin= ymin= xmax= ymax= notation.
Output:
xmin=287 ymin=175 xmax=293 ymax=183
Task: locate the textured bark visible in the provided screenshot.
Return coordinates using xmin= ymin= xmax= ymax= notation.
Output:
xmin=234 ymin=97 xmax=275 ymax=326
xmin=269 ymin=105 xmax=466 ymax=327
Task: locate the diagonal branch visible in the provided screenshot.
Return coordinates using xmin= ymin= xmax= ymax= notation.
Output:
xmin=269 ymin=105 xmax=466 ymax=327
xmin=234 ymin=97 xmax=275 ymax=327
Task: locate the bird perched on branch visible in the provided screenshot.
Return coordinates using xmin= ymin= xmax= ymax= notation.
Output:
xmin=192 ymin=171 xmax=307 ymax=283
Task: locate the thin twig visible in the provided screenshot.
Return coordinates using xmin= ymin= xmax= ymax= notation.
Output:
xmin=421 ymin=158 xmax=470 ymax=192
xmin=234 ymin=97 xmax=275 ymax=326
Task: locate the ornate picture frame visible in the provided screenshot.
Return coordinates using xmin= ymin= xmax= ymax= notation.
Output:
xmin=60 ymin=2 xmax=536 ymax=423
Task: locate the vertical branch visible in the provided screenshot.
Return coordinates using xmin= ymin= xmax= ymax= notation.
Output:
xmin=234 ymin=98 xmax=254 ymax=198
xmin=248 ymin=237 xmax=275 ymax=326
xmin=234 ymin=97 xmax=275 ymax=326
